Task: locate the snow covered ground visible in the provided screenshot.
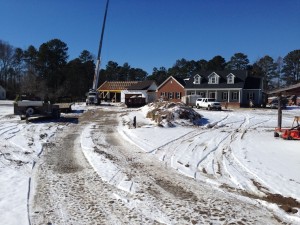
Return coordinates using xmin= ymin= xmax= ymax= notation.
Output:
xmin=116 ymin=104 xmax=300 ymax=223
xmin=1 ymin=100 xmax=300 ymax=224
xmin=0 ymin=101 xmax=63 ymax=224
xmin=120 ymin=106 xmax=300 ymax=196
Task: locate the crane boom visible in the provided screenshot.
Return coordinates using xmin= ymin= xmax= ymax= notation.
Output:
xmin=87 ymin=0 xmax=110 ymax=106
xmin=93 ymin=0 xmax=110 ymax=90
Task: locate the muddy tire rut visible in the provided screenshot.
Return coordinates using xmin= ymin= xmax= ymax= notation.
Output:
xmin=30 ymin=111 xmax=136 ymax=224
xmin=30 ymin=108 xmax=284 ymax=224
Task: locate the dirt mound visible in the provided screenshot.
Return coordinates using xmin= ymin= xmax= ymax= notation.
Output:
xmin=144 ymin=101 xmax=202 ymax=127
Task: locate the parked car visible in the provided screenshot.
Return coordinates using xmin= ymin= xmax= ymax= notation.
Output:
xmin=195 ymin=98 xmax=222 ymax=110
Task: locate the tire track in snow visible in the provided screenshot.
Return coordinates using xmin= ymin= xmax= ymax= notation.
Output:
xmin=220 ymin=114 xmax=283 ymax=195
xmin=108 ymin=108 xmax=282 ymax=224
xmin=30 ymin=110 xmax=173 ymax=224
xmin=216 ymin=113 xmax=282 ymax=196
xmin=27 ymin=108 xmax=286 ymax=225
xmin=0 ymin=124 xmax=19 ymax=137
xmin=154 ymin=112 xmax=262 ymax=192
xmin=195 ymin=114 xmax=248 ymax=176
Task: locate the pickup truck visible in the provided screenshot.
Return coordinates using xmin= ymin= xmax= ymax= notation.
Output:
xmin=14 ymin=100 xmax=60 ymax=120
xmin=195 ymin=98 xmax=222 ymax=110
xmin=55 ymin=96 xmax=74 ymax=113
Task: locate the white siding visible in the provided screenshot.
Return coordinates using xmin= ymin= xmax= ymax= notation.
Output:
xmin=121 ymin=90 xmax=148 ymax=103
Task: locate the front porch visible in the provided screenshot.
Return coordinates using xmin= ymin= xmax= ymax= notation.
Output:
xmin=186 ymin=89 xmax=242 ymax=108
xmin=185 ymin=88 xmax=263 ymax=108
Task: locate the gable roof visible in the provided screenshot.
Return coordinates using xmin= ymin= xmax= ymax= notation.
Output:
xmin=127 ymin=80 xmax=156 ymax=90
xmin=185 ymin=70 xmax=253 ymax=89
xmin=207 ymin=72 xmax=220 ymax=78
xmin=98 ymin=81 xmax=139 ymax=91
xmin=157 ymin=76 xmax=186 ymax=90
xmin=227 ymin=73 xmax=235 ymax=77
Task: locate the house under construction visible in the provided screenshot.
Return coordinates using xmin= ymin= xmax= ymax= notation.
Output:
xmin=97 ymin=81 xmax=139 ymax=102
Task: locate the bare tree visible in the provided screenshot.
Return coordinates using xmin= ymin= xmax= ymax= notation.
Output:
xmin=0 ymin=40 xmax=15 ymax=87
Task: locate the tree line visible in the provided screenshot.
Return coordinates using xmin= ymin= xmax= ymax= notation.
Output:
xmin=0 ymin=38 xmax=299 ymax=100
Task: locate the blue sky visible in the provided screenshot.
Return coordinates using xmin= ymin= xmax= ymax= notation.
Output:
xmin=1 ymin=0 xmax=299 ymax=74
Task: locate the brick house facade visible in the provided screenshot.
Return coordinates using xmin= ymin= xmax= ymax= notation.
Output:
xmin=156 ymin=76 xmax=186 ymax=103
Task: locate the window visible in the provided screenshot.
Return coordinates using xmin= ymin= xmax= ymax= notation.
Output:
xmin=232 ymin=92 xmax=238 ymax=100
xmin=176 ymin=92 xmax=181 ymax=99
xmin=169 ymin=92 xmax=173 ymax=99
xmin=209 ymin=92 xmax=216 ymax=98
xmin=194 ymin=74 xmax=201 ymax=84
xmin=227 ymin=74 xmax=235 ymax=84
xmin=208 ymin=72 xmax=219 ymax=84
xmin=247 ymin=92 xmax=255 ymax=100
xmin=211 ymin=77 xmax=216 ymax=84
xmin=199 ymin=92 xmax=205 ymax=97
xmin=222 ymin=92 xmax=228 ymax=100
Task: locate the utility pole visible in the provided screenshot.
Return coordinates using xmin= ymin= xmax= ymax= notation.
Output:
xmin=277 ymin=93 xmax=282 ymax=129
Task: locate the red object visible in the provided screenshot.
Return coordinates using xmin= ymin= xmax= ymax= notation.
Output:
xmin=274 ymin=116 xmax=300 ymax=140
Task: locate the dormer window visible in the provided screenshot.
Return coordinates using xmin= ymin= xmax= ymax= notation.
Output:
xmin=194 ymin=74 xmax=201 ymax=84
xmin=211 ymin=76 xmax=216 ymax=84
xmin=208 ymin=72 xmax=219 ymax=84
xmin=227 ymin=73 xmax=235 ymax=84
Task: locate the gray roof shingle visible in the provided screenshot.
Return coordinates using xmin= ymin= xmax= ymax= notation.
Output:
xmin=184 ymin=70 xmax=260 ymax=89
xmin=127 ymin=80 xmax=156 ymax=90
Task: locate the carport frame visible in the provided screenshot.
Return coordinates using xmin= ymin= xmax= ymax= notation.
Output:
xmin=268 ymin=83 xmax=300 ymax=130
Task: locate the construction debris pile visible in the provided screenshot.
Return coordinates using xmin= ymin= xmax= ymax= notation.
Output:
xmin=143 ymin=101 xmax=202 ymax=127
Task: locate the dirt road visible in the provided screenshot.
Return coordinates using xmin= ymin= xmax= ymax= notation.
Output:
xmin=30 ymin=107 xmax=282 ymax=224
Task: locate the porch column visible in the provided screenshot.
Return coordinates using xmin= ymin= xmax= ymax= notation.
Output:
xmin=228 ymin=90 xmax=230 ymax=103
xmin=259 ymin=89 xmax=262 ymax=106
